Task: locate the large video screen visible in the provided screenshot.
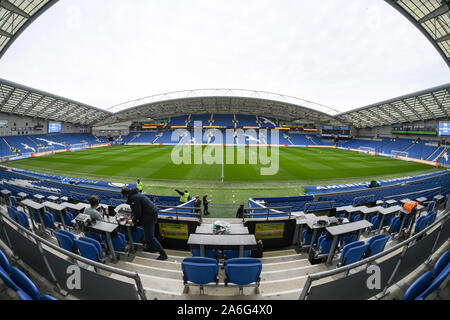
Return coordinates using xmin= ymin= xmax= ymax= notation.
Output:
xmin=48 ymin=122 xmax=62 ymax=133
xmin=439 ymin=122 xmax=450 ymax=136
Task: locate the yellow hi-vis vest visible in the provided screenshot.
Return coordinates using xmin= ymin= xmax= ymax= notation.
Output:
xmin=180 ymin=192 xmax=189 ymax=203
xmin=137 ymin=182 xmax=143 ymax=192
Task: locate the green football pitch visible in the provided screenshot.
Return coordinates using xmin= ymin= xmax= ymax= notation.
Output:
xmin=5 ymin=145 xmax=441 ymax=209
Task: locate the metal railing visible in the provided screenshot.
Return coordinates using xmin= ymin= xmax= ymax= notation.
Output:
xmin=298 ymin=206 xmax=449 ymax=300
xmin=243 ymin=206 xmax=293 ymax=221
xmin=0 ymin=208 xmax=147 ymax=300
xmin=158 ymin=205 xmax=202 ymax=221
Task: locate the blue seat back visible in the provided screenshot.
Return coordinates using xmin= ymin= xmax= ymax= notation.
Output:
xmin=181 ymin=257 xmax=219 ymax=285
xmin=318 ymin=236 xmax=333 ymax=254
xmin=10 ymin=267 xmax=41 ymax=300
xmin=10 ymin=197 xmax=17 ymax=207
xmin=352 ymin=214 xmax=361 ymax=222
xmin=54 ymin=232 xmax=75 ymax=253
xmin=75 ymin=238 xmax=102 ymax=262
xmin=79 ymin=237 xmax=102 ymax=257
xmin=16 ymin=211 xmax=30 ymax=229
xmin=104 ymin=233 xmax=126 ymax=252
xmin=433 ymin=250 xmax=450 ymax=277
xmin=0 ymin=249 xmax=11 ymax=273
xmin=402 ymin=271 xmax=433 ymax=300
xmin=132 ymin=227 xmax=144 ymax=243
xmin=415 ymin=216 xmax=427 ymax=234
xmin=191 ymin=249 xmax=219 ymax=259
xmin=223 ymin=250 xmax=251 ymax=260
xmin=225 ymin=258 xmax=262 ymax=286
xmin=370 ymin=216 xmax=380 ymax=230
xmin=43 ymin=213 xmax=54 ymax=229
xmin=0 ymin=268 xmax=19 ymax=291
xmin=64 ymin=212 xmax=74 ymax=227
xmin=342 ymin=243 xmax=368 ymax=265
xmin=302 ymin=230 xmax=312 ymax=245
xmin=425 ymin=212 xmax=437 ymax=227
xmin=341 ymin=241 xmax=364 ymax=262
xmin=390 ymin=216 xmax=401 ymax=233
xmin=86 ymin=232 xmax=103 ymax=243
xmin=366 ymin=235 xmax=390 ymax=257
xmin=417 ymin=264 xmax=450 ymax=300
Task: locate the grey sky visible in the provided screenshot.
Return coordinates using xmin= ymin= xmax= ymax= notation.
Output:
xmin=0 ymin=0 xmax=448 ymax=114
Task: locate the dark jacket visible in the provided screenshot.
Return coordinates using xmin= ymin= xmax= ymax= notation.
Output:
xmin=127 ymin=188 xmax=159 ymax=225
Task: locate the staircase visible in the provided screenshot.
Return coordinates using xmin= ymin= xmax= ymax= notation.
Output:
xmin=306 ymin=135 xmax=317 ymax=145
xmin=426 ymin=146 xmax=443 ymax=161
xmin=402 ymin=141 xmax=417 ymax=153
xmin=27 ymin=136 xmax=40 ymax=148
xmin=128 ymin=134 xmax=140 ymax=144
xmin=152 ymin=133 xmax=163 ymax=144
xmin=2 ymin=137 xmax=17 ymax=154
xmin=434 ymin=147 xmax=449 ymax=162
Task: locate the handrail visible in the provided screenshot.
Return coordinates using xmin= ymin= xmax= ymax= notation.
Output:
xmin=299 ymin=208 xmax=449 ymax=299
xmin=0 ymin=208 xmax=147 ymax=300
xmin=313 ymin=170 xmax=450 ymax=198
xmin=383 ymin=186 xmax=441 ymax=201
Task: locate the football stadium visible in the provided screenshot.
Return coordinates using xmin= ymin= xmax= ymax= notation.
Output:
xmin=0 ymin=0 xmax=449 ymax=305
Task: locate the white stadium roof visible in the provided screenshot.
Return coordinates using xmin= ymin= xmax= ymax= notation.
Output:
xmin=0 ymin=78 xmax=112 ymax=125
xmin=0 ymin=0 xmax=58 ymax=59
xmin=0 ymin=0 xmax=448 ymax=127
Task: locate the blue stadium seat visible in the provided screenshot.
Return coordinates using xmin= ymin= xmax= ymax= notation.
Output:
xmin=103 ymin=233 xmax=127 ymax=252
xmin=43 ymin=212 xmax=55 ymax=229
xmin=191 ymin=249 xmax=219 ymax=259
xmin=425 ymin=211 xmax=437 ymax=227
xmin=223 ymin=250 xmax=251 ymax=260
xmin=302 ymin=230 xmax=312 ymax=246
xmin=15 ymin=210 xmax=30 ymax=229
xmin=10 ymin=267 xmax=57 ymax=300
xmin=370 ymin=216 xmax=380 ymax=231
xmin=339 ymin=234 xmax=357 ymax=248
xmin=131 ymin=227 xmax=144 ymax=243
xmin=86 ymin=232 xmax=103 ymax=243
xmin=340 ymin=241 xmax=367 ymax=266
xmin=351 ymin=214 xmax=361 ymax=222
xmin=365 ymin=234 xmax=390 ymax=257
xmin=389 ymin=216 xmax=401 ymax=233
xmin=402 ymin=250 xmax=450 ymax=300
xmin=54 ymin=231 xmax=77 ymax=253
xmin=317 ymin=235 xmax=333 ymax=255
xmin=224 ymin=258 xmax=262 ymax=288
xmin=182 ymin=257 xmax=219 ymax=291
xmin=414 ymin=216 xmax=428 ymax=234
xmin=75 ymin=237 xmax=103 ymax=262
xmin=10 ymin=197 xmax=17 ymax=207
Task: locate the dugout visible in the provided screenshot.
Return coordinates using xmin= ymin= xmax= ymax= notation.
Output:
xmin=155 ymin=206 xmax=201 ymax=250
xmin=242 ymin=207 xmax=296 ymax=249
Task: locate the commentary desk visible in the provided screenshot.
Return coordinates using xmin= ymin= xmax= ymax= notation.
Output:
xmin=187 ymin=234 xmax=256 ymax=257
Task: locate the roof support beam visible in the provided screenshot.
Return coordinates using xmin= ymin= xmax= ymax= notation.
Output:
xmin=400 ymin=100 xmax=424 ymax=121
xmin=0 ymin=0 xmax=31 ymax=18
xmin=418 ymin=3 xmax=450 ymax=24
xmin=416 ymin=96 xmax=437 ymax=120
xmin=0 ymin=28 xmax=13 ymax=38
xmin=10 ymin=91 xmax=31 ymax=113
xmin=430 ymin=91 xmax=449 ymax=118
xmin=436 ymin=33 xmax=450 ymax=43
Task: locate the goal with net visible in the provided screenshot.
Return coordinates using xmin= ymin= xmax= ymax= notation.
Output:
xmin=392 ymin=150 xmax=408 ymax=158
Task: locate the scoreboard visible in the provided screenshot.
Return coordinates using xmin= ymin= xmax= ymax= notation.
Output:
xmin=48 ymin=122 xmax=62 ymax=133
xmin=439 ymin=122 xmax=450 ymax=136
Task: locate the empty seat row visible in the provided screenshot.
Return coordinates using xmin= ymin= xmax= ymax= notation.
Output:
xmin=182 ymin=257 xmax=262 ymax=295
xmin=402 ymin=250 xmax=450 ymax=300
xmin=0 ymin=249 xmax=57 ymax=300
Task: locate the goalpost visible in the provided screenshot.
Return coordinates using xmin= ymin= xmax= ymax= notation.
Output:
xmin=37 ymin=145 xmax=55 ymax=155
xmin=70 ymin=143 xmax=88 ymax=151
xmin=392 ymin=150 xmax=409 ymax=158
xmin=359 ymin=146 xmax=376 ymax=154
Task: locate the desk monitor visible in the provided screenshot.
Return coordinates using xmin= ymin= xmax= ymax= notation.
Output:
xmin=310 ymin=208 xmax=337 ymax=218
xmin=108 ymin=205 xmax=117 ymax=217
